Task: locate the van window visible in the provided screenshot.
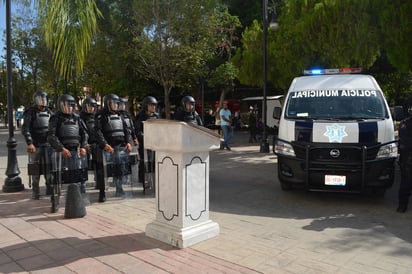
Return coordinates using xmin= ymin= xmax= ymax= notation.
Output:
xmin=285 ymin=89 xmax=388 ymax=120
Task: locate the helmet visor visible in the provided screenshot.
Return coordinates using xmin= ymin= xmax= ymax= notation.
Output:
xmin=85 ymin=104 xmax=96 ymax=113
xmin=34 ymin=95 xmax=48 ymax=107
xmin=61 ymin=101 xmax=74 ymax=114
xmin=185 ymin=102 xmax=195 ymax=111
xmin=118 ymin=102 xmax=126 ymax=111
xmin=108 ymin=99 xmax=118 ymax=111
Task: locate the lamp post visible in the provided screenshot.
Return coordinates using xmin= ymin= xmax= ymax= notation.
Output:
xmin=3 ymin=0 xmax=24 ymax=193
xmin=260 ymin=0 xmax=279 ymax=153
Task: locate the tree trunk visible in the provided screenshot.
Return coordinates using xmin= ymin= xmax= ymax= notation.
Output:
xmin=163 ymin=85 xmax=171 ymax=119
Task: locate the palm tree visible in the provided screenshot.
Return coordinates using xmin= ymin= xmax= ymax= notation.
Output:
xmin=37 ymin=0 xmax=101 ymax=80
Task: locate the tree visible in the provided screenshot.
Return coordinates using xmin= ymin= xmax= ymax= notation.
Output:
xmin=377 ymin=0 xmax=412 ymax=72
xmin=225 ymin=0 xmax=261 ymax=31
xmin=37 ymin=0 xmax=102 ymax=81
xmin=208 ymin=6 xmax=242 ymax=107
xmin=4 ymin=3 xmax=59 ymax=107
xmin=131 ymin=0 xmax=218 ymax=118
xmin=233 ymin=0 xmax=390 ymax=91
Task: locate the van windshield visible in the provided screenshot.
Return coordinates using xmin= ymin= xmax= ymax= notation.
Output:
xmin=285 ymin=89 xmax=388 ymax=120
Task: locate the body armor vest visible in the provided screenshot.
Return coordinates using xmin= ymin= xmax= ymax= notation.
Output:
xmin=121 ymin=112 xmax=133 ymax=131
xmin=32 ymin=110 xmax=51 ymax=142
xmin=103 ymin=113 xmax=125 ymax=138
xmin=58 ymin=116 xmax=80 ymax=148
xmin=183 ymin=112 xmax=197 ymax=125
xmin=83 ymin=113 xmax=97 ymax=143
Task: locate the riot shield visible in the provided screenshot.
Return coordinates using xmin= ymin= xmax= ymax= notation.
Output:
xmin=50 ymin=150 xmax=88 ymax=213
xmin=129 ymin=151 xmax=139 ymax=185
xmin=102 ymin=146 xmax=131 ymax=196
xmin=27 ymin=146 xmax=52 ymax=188
xmin=144 ymin=149 xmax=155 ymax=195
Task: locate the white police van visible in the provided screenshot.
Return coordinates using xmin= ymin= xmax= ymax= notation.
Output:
xmin=274 ymin=68 xmax=398 ymax=193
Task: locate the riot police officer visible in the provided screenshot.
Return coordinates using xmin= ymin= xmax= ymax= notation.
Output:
xmin=95 ymin=94 xmax=132 ymax=202
xmin=118 ymin=97 xmax=138 ymax=146
xmin=48 ymin=94 xmax=88 ymax=216
xmin=80 ymin=97 xmax=98 ymax=193
xmin=22 ymin=90 xmax=54 ymax=199
xmin=397 ymin=103 xmax=412 ymax=213
xmin=174 ymin=95 xmax=203 ymax=126
xmin=134 ymin=96 xmax=159 ymax=193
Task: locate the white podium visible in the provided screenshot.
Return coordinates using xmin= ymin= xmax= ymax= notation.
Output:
xmin=144 ymin=119 xmax=221 ymax=248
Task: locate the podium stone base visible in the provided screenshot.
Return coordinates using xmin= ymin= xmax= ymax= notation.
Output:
xmin=146 ymin=220 xmax=219 ymax=248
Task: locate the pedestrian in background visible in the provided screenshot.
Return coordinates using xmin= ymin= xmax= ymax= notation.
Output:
xmin=219 ymin=100 xmax=233 ymax=150
xmin=248 ymin=106 xmax=258 ymax=143
xmin=213 ymin=104 xmax=221 ymax=134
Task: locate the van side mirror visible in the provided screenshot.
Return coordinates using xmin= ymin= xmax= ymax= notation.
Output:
xmin=273 ymin=106 xmax=282 ymax=120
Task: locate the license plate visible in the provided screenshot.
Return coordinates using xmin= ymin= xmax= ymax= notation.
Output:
xmin=325 ymin=175 xmax=346 ymax=186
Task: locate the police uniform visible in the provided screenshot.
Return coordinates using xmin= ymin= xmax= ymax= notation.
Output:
xmin=95 ymin=95 xmax=132 ymax=202
xmin=22 ymin=105 xmax=53 ymax=199
xmin=397 ymin=116 xmax=412 ymax=212
xmin=174 ymin=96 xmax=203 ymax=126
xmin=119 ymin=106 xmax=138 ymax=145
xmin=48 ymin=95 xmax=88 ymax=216
xmin=174 ymin=107 xmax=203 ymax=126
xmin=80 ymin=106 xmax=97 ymax=192
xmin=135 ymin=108 xmax=159 ymax=188
xmin=48 ymin=112 xmax=88 ymax=152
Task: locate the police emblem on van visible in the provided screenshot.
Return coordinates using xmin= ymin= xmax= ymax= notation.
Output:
xmin=323 ymin=123 xmax=347 ymax=143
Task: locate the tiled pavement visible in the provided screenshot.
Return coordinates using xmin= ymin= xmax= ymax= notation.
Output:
xmin=0 ymin=183 xmax=259 ymax=274
xmin=1 ymin=130 xmax=412 ymax=273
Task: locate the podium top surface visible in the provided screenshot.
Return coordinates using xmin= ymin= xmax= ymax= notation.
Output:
xmin=143 ymin=119 xmax=221 ymax=152
xmin=145 ymin=119 xmax=221 ymax=138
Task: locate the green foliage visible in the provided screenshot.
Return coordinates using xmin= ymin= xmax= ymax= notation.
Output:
xmin=377 ymin=0 xmax=412 ymax=73
xmin=130 ymin=0 xmax=219 ymax=117
xmin=208 ymin=61 xmax=239 ymax=88
xmin=234 ymin=0 xmax=411 ymax=95
xmin=207 ymin=5 xmax=242 ymax=106
xmin=232 ymin=20 xmax=263 ymax=87
xmin=38 ymin=0 xmax=102 ymax=81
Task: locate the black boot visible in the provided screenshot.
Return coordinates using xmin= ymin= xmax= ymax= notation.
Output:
xmin=98 ymin=189 xmax=106 ymax=203
xmin=80 ymin=182 xmax=86 ymax=194
xmin=396 ymin=204 xmax=408 ymax=213
xmin=46 ymin=184 xmax=53 ymax=195
xmin=32 ymin=181 xmax=40 ymax=200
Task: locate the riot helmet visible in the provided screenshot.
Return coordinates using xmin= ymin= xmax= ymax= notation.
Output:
xmin=57 ymin=94 xmax=76 ymax=115
xmin=118 ymin=97 xmax=127 ymax=112
xmin=33 ymin=90 xmax=48 ymax=107
xmin=103 ymin=93 xmax=120 ymax=112
xmin=142 ymin=96 xmax=158 ymax=111
xmin=182 ymin=95 xmax=195 ymax=112
xmin=82 ymin=97 xmax=97 ymax=114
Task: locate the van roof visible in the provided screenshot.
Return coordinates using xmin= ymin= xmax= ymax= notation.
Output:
xmin=290 ymin=74 xmax=381 ymax=91
xmin=242 ymin=95 xmax=284 ymax=101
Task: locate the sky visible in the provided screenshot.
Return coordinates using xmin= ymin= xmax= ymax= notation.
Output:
xmin=1 ymin=2 xmax=20 ymax=58
xmin=1 ymin=4 xmax=6 ymax=57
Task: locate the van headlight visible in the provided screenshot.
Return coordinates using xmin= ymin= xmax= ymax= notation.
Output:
xmin=376 ymin=143 xmax=398 ymax=159
xmin=275 ymin=140 xmax=296 ymax=157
